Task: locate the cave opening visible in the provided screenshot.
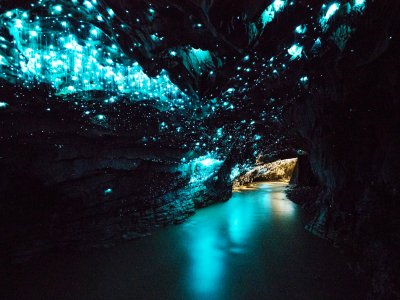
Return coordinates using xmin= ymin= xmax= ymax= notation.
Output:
xmin=232 ymin=158 xmax=298 ymax=189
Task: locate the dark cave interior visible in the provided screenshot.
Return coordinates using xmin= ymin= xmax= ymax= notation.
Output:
xmin=0 ymin=0 xmax=399 ymax=299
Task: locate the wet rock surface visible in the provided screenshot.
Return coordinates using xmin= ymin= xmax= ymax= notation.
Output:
xmin=285 ymin=5 xmax=400 ymax=296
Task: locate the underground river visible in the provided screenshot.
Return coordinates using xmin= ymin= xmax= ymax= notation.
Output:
xmin=3 ymin=182 xmax=365 ymax=299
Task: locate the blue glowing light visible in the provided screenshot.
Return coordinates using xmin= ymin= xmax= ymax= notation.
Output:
xmin=179 ymin=154 xmax=223 ymax=184
xmin=229 ymin=163 xmax=251 ymax=181
xmin=260 ymin=0 xmax=287 ymax=28
xmin=83 ymin=1 xmax=93 ymax=9
xmin=354 ymin=0 xmax=365 ymax=6
xmin=353 ymin=0 xmax=366 ymax=12
xmin=0 ymin=101 xmax=8 ymax=108
xmin=0 ymin=7 xmax=190 ymax=105
xmin=300 ymin=76 xmax=309 ymax=86
xmin=331 ymin=25 xmax=354 ymax=51
xmin=183 ymin=48 xmax=215 ymax=75
xmin=200 ymin=158 xmax=219 ymax=167
xmin=288 ymin=44 xmax=303 ymax=60
xmin=107 ymin=8 xmax=115 ymax=16
xmin=0 ymin=55 xmax=7 ymax=65
xmin=320 ymin=3 xmax=340 ymax=31
xmin=325 ymin=3 xmax=340 ymax=19
xmin=230 ymin=164 xmax=241 ymax=180
xmin=273 ymin=0 xmax=286 ymax=12
xmin=53 ymin=5 xmax=62 ymax=13
xmin=295 ymin=25 xmax=307 ymax=34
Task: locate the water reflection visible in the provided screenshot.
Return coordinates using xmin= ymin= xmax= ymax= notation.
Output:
xmin=184 ymin=182 xmax=299 ymax=297
xmin=3 ymin=182 xmax=364 ymax=300
xmin=271 ymin=198 xmax=296 ymax=216
xmin=187 ymin=223 xmax=225 ymax=295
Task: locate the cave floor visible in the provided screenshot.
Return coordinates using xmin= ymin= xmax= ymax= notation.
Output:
xmin=2 ymin=182 xmax=365 ymax=300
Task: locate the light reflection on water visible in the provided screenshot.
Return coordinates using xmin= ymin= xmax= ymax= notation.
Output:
xmin=184 ymin=182 xmax=298 ymax=297
xmin=3 ymin=182 xmax=364 ymax=300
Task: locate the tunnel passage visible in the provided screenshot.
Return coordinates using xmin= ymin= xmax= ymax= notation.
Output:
xmin=0 ymin=0 xmax=400 ymax=298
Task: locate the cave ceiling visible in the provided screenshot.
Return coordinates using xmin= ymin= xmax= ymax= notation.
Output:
xmin=0 ymin=0 xmax=367 ymax=175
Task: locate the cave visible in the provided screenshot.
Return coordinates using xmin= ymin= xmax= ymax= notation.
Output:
xmin=1 ymin=0 xmax=399 ymax=299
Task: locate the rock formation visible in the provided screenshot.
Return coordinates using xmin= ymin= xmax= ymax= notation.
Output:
xmin=233 ymin=158 xmax=297 ymax=188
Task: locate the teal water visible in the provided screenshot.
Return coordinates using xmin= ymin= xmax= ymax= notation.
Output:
xmin=3 ymin=182 xmax=364 ymax=299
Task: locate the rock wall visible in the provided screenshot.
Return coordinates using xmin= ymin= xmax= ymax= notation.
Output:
xmin=286 ymin=3 xmax=400 ymax=298
xmin=0 ymin=92 xmax=233 ymax=263
xmin=233 ymin=158 xmax=297 ymax=188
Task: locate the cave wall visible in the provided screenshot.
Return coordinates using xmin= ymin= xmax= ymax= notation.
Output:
xmin=287 ymin=2 xmax=400 ymax=298
xmin=0 ymin=91 xmax=233 ymax=263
